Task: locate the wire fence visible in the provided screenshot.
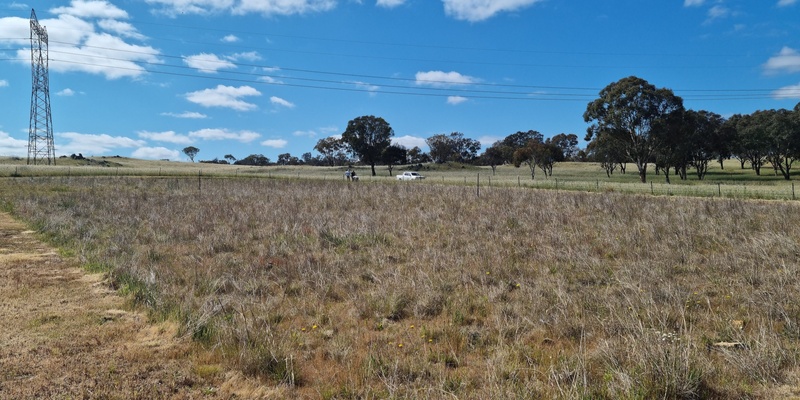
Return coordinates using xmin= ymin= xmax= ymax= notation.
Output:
xmin=1 ymin=164 xmax=797 ymax=201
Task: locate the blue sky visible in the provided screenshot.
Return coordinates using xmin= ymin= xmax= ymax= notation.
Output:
xmin=1 ymin=0 xmax=800 ymax=162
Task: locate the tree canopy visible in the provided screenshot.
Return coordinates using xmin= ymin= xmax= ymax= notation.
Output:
xmin=341 ymin=115 xmax=394 ymax=176
xmin=584 ymin=76 xmax=684 ymax=183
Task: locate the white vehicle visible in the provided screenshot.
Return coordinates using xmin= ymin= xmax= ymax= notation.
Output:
xmin=396 ymin=171 xmax=426 ymax=181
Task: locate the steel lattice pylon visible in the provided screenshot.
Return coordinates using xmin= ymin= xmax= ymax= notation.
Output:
xmin=28 ymin=8 xmax=56 ymax=165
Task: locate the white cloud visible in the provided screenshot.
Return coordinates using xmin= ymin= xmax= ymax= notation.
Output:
xmin=229 ymin=51 xmax=261 ymax=62
xmin=145 ymin=0 xmax=235 ymax=15
xmin=350 ymin=81 xmax=380 ymax=95
xmin=392 ymin=135 xmax=427 ymax=149
xmin=771 ymin=83 xmax=800 ymax=99
xmin=764 ymin=47 xmax=800 ymax=74
xmin=222 ymin=34 xmax=240 ymax=42
xmin=0 ymin=130 xmax=28 ymax=157
xmin=683 ymin=0 xmax=704 ymax=6
xmin=57 ymin=88 xmax=76 ymax=96
xmin=184 ymin=53 xmax=237 ymax=73
xmin=50 ymin=0 xmax=129 ymax=19
xmin=1 ymin=11 xmax=162 ymax=80
xmin=233 ymin=0 xmax=337 ymax=16
xmin=261 ymin=139 xmax=288 ymax=148
xmin=707 ymin=5 xmax=731 ymax=20
xmin=377 ymin=0 xmax=405 ymax=8
xmin=447 ymin=96 xmax=468 ymax=105
xmin=58 ymin=132 xmax=146 ymax=155
xmin=442 ymin=0 xmax=543 ymax=22
xmin=185 ymin=85 xmax=261 ymax=111
xmin=270 ymin=96 xmax=296 ymax=108
xmin=97 ymin=19 xmax=146 ymax=40
xmin=478 ymin=135 xmax=501 ymax=148
xmin=132 ymin=146 xmax=181 ymax=160
xmin=189 ymin=128 xmax=260 ymax=142
xmin=160 ymin=111 xmax=208 ymax=119
xmin=0 ymin=80 xmax=8 ymax=87
xmin=292 ymin=130 xmax=317 ymax=137
xmin=147 ymin=0 xmax=337 ymax=16
xmin=138 ymin=130 xmax=193 ymax=144
xmin=777 ymin=0 xmax=797 ymax=6
xmin=416 ymin=70 xmax=478 ymax=87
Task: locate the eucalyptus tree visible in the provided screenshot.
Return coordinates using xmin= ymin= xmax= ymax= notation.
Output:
xmin=584 ymin=76 xmax=684 ymax=183
xmin=765 ymin=106 xmax=800 ymax=180
xmin=382 ymin=144 xmax=408 ymax=176
xmin=585 ymin=132 xmax=626 ymax=177
xmin=734 ymin=111 xmax=771 ymax=175
xmin=182 ymin=146 xmax=199 ymax=162
xmin=341 ymin=115 xmax=394 ymax=176
xmin=426 ymin=132 xmax=481 ymax=164
xmin=685 ymin=110 xmax=726 ymax=180
xmin=314 ymin=136 xmax=348 ymax=166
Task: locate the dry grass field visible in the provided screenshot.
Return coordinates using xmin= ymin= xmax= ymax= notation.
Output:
xmin=1 ymin=168 xmax=800 ymax=398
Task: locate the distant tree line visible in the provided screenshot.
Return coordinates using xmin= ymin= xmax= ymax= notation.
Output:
xmin=583 ymin=75 xmax=800 ymax=182
xmin=189 ymin=77 xmax=799 ymax=181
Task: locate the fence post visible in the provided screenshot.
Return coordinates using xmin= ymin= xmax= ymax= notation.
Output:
xmin=718 ymin=183 xmax=721 ymax=197
xmin=651 ymin=182 xmax=654 ymax=195
xmin=518 ymin=176 xmax=521 ymax=187
xmin=198 ymin=169 xmax=202 ymax=191
xmin=477 ymin=173 xmax=480 ymax=197
xmin=793 ymin=182 xmax=796 ymax=200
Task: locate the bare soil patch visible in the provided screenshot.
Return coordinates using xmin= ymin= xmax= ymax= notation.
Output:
xmin=0 ymin=212 xmax=235 ymax=399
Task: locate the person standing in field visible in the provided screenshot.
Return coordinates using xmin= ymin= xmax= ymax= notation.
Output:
xmin=345 ymin=169 xmax=351 ymax=181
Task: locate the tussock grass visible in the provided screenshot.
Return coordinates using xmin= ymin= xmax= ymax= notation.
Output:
xmin=1 ymin=175 xmax=799 ymax=398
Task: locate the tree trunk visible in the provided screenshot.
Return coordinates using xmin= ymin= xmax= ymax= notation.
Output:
xmin=637 ymin=161 xmax=647 ymax=183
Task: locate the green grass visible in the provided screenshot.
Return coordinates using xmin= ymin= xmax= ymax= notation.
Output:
xmin=2 ymin=156 xmax=797 ymax=201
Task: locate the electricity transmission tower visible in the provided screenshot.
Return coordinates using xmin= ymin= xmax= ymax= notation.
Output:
xmin=28 ymin=8 xmax=56 ymax=165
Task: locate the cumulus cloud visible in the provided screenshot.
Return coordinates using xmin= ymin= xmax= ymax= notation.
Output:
xmin=777 ymin=0 xmax=797 ymax=6
xmin=185 ymin=85 xmax=261 ymax=111
xmin=145 ymin=0 xmax=235 ymax=16
xmin=138 ymin=130 xmax=193 ymax=144
xmin=184 ymin=53 xmax=237 ymax=73
xmin=442 ymin=0 xmax=543 ymax=22
xmin=97 ymin=19 xmax=146 ymax=40
xmin=147 ymin=0 xmax=336 ymax=16
xmin=261 ymin=139 xmax=288 ymax=148
xmin=0 ymin=10 xmax=160 ymax=80
xmin=377 ymin=0 xmax=405 ymax=8
xmin=189 ymin=128 xmax=260 ymax=142
xmin=58 ymin=132 xmax=146 ymax=155
xmin=132 ymin=146 xmax=181 ymax=160
xmin=292 ymin=130 xmax=317 ymax=137
xmin=57 ymin=88 xmax=76 ymax=96
xmin=0 ymin=130 xmax=28 ymax=157
xmin=222 ymin=34 xmax=239 ymax=42
xmin=683 ymin=0 xmax=704 ymax=6
xmin=772 ymin=83 xmax=800 ymax=99
xmin=233 ymin=0 xmax=336 ymax=16
xmin=416 ymin=70 xmax=478 ymax=87
xmin=764 ymin=47 xmax=800 ymax=74
xmin=160 ymin=111 xmax=208 ymax=119
xmin=392 ymin=135 xmax=427 ymax=149
xmin=0 ymin=80 xmax=9 ymax=87
xmin=706 ymin=4 xmax=731 ymax=20
xmin=51 ymin=0 xmax=129 ymax=19
xmin=270 ymin=96 xmax=295 ymax=108
xmin=447 ymin=95 xmax=468 ymax=105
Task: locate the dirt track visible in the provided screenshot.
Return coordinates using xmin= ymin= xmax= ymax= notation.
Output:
xmin=0 ymin=212 xmax=233 ymax=399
